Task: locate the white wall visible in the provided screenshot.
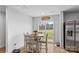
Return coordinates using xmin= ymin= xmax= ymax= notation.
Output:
xmin=0 ymin=11 xmax=6 ymax=48
xmin=6 ymin=7 xmax=32 ymax=52
xmin=59 ymin=12 xmax=64 ymax=48
xmin=64 ymin=12 xmax=79 ymax=21
xmin=53 ymin=15 xmax=60 ymax=44
xmin=32 ymin=17 xmax=40 ymax=31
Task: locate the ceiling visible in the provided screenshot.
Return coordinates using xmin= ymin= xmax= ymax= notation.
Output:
xmin=9 ymin=5 xmax=79 ymax=17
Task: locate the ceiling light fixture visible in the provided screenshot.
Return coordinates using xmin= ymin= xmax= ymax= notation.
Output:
xmin=42 ymin=16 xmax=50 ymax=21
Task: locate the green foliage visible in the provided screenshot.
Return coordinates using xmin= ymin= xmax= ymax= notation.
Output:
xmin=39 ymin=29 xmax=54 ymax=39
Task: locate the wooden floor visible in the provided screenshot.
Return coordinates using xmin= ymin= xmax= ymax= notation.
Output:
xmin=0 ymin=48 xmax=5 ymax=53
xmin=0 ymin=40 xmax=68 ymax=53
xmin=39 ymin=43 xmax=68 ymax=53
xmin=47 ymin=43 xmax=68 ymax=53
xmin=0 ymin=43 xmax=68 ymax=53
xmin=20 ymin=43 xmax=68 ymax=53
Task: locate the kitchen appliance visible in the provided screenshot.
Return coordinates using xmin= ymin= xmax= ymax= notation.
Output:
xmin=64 ymin=20 xmax=79 ymax=52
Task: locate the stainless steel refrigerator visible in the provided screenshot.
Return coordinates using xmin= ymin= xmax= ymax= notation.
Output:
xmin=64 ymin=20 xmax=79 ymax=52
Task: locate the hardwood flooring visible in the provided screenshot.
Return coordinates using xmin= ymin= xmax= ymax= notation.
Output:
xmin=20 ymin=43 xmax=68 ymax=53
xmin=0 ymin=48 xmax=5 ymax=53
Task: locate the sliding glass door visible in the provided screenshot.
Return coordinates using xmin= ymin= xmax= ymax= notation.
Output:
xmin=38 ymin=20 xmax=54 ymax=41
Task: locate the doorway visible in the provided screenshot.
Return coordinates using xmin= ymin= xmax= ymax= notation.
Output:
xmin=38 ymin=18 xmax=54 ymax=52
xmin=38 ymin=21 xmax=54 ymax=43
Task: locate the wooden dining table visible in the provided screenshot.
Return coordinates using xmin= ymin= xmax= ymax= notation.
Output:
xmin=24 ymin=33 xmax=48 ymax=53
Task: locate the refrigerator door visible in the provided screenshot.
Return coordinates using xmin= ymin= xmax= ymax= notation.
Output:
xmin=75 ymin=21 xmax=79 ymax=52
xmin=65 ymin=21 xmax=75 ymax=51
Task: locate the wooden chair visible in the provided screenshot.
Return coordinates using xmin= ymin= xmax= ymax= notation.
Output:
xmin=38 ymin=33 xmax=48 ymax=53
xmin=24 ymin=34 xmax=41 ymax=53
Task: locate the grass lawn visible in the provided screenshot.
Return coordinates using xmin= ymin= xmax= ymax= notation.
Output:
xmin=39 ymin=29 xmax=54 ymax=39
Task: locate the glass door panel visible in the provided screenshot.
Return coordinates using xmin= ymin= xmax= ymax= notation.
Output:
xmin=38 ymin=20 xmax=54 ymax=41
xmin=46 ymin=22 xmax=53 ymax=40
